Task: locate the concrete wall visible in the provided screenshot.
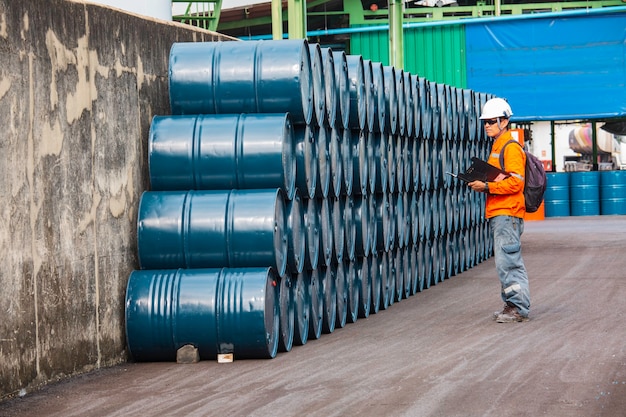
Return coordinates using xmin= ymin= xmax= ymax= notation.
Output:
xmin=0 ymin=0 xmax=234 ymax=400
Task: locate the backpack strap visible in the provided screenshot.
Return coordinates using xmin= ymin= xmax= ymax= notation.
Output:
xmin=499 ymin=139 xmax=524 ymax=181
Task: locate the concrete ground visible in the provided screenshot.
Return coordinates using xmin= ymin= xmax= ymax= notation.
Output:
xmin=2 ymin=216 xmax=625 ymax=417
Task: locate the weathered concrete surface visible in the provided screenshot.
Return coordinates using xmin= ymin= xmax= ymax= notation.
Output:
xmin=1 ymin=216 xmax=625 ymax=416
xmin=0 ymin=0 xmax=234 ymax=399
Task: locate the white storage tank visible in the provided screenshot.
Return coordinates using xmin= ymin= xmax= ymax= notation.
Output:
xmin=89 ymin=0 xmax=172 ymax=21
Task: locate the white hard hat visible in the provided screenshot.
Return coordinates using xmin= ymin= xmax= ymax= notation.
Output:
xmin=480 ymin=98 xmax=513 ymax=119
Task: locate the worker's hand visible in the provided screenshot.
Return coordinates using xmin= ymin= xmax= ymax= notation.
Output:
xmin=468 ymin=180 xmax=487 ymax=193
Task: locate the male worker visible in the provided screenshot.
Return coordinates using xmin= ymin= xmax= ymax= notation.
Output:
xmin=468 ymin=98 xmax=530 ymax=323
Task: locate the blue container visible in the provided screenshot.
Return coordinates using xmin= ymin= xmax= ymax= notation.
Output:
xmin=362 ymin=59 xmax=376 ymax=133
xmin=137 ymin=189 xmax=288 ymax=276
xmin=316 ymin=125 xmax=331 ymax=198
xmin=286 ymin=190 xmax=305 ymax=275
xmin=382 ymin=66 xmax=398 ymax=135
xmin=333 ymin=260 xmax=348 ymax=329
xmin=368 ymin=254 xmax=382 ymax=314
xmin=302 ymin=197 xmax=320 ymax=271
xmin=291 ymin=270 xmax=310 ymax=346
xmin=600 ymin=170 xmax=626 ymax=215
xmin=125 ymin=267 xmax=279 ymax=361
xmin=307 ymin=268 xmax=324 ymax=340
xmin=357 ymin=256 xmax=371 ymax=319
xmin=371 ymin=61 xmax=386 ymax=134
xmin=308 ymin=43 xmax=326 ymax=127
xmin=395 ymin=69 xmax=406 ymax=137
xmin=404 ymin=72 xmax=414 ymax=139
xmin=345 ymin=55 xmax=366 ymax=130
xmin=320 ymin=47 xmax=337 ymax=128
xmin=149 ymin=114 xmax=296 ymax=200
xmin=570 ymin=171 xmax=600 ymax=216
xmin=294 ymin=125 xmax=318 ymax=199
xmin=317 ymin=196 xmax=334 ymax=267
xmin=169 ymin=40 xmax=313 ymax=124
xmin=320 ymin=265 xmax=337 ymax=334
xmin=345 ymin=259 xmax=360 ymax=323
xmin=278 ymin=274 xmax=294 ymax=353
xmin=544 ymin=172 xmax=570 ymax=217
xmin=331 ymin=50 xmax=350 ymax=129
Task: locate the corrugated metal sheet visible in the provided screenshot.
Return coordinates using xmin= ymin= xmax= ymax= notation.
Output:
xmin=349 ymin=25 xmax=467 ymax=87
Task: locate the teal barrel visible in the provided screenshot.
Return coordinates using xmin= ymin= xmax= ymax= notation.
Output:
xmin=362 ymin=59 xmax=376 ymax=133
xmin=286 ymin=190 xmax=305 ymax=275
xmin=329 ymin=125 xmax=344 ymax=198
xmin=320 ymin=47 xmax=337 ymax=128
xmin=351 ymin=129 xmax=368 ymax=196
xmin=294 ymin=125 xmax=318 ymax=199
xmin=148 ymin=114 xmax=296 ymax=200
xmin=353 ymin=194 xmax=371 ymax=257
xmin=332 ymin=50 xmax=350 ymax=129
xmin=278 ymin=274 xmax=294 ymax=353
xmin=345 ymin=55 xmax=366 ymax=130
xmin=378 ymin=250 xmax=391 ymax=310
xmin=600 ymin=170 xmax=626 ymax=215
xmin=292 ymin=271 xmax=310 ymax=346
xmin=404 ymin=72 xmax=414 ymax=138
xmin=302 ymin=197 xmax=320 ymax=271
xmin=317 ymin=196 xmax=334 ymax=267
xmin=382 ymin=66 xmax=398 ymax=135
xmin=395 ymin=69 xmax=406 ymax=137
xmin=308 ymin=43 xmax=326 ymax=127
xmin=334 ymin=260 xmax=348 ymax=329
xmin=125 ymin=267 xmax=280 ymax=361
xmin=371 ymin=61 xmax=386 ymax=134
xmin=330 ymin=196 xmax=346 ymax=263
xmin=316 ymin=125 xmax=331 ymax=198
xmin=368 ymin=253 xmax=382 ymax=314
xmin=169 ymin=40 xmax=313 ymax=125
xmin=544 ymin=172 xmax=570 ymax=217
xmin=340 ymin=127 xmax=354 ymax=196
xmin=357 ymin=256 xmax=371 ymax=319
xmin=570 ymin=171 xmax=600 ymax=216
xmin=320 ymin=265 xmax=337 ymax=334
xmin=343 ymin=195 xmax=357 ymax=262
xmin=345 ymin=259 xmax=360 ymax=323
xmin=307 ymin=268 xmax=324 ymax=340
xmin=137 ymin=189 xmax=288 ymax=276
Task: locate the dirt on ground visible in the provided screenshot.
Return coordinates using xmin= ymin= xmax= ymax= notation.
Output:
xmin=1 ymin=216 xmax=625 ymax=417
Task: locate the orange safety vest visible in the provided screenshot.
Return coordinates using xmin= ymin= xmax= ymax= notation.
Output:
xmin=485 ymin=130 xmax=526 ymax=219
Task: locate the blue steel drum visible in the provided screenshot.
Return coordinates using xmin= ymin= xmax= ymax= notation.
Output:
xmin=404 ymin=136 xmax=413 ymax=193
xmin=334 ymin=260 xmax=348 ymax=329
xmin=393 ymin=192 xmax=405 ymax=249
xmin=331 ymin=196 xmax=346 ymax=263
xmin=394 ymin=248 xmax=404 ymax=302
xmin=600 ymin=170 xmax=626 ymax=215
xmin=395 ymin=135 xmax=405 ymax=193
xmin=463 ymin=89 xmax=476 ymax=141
xmin=402 ymin=246 xmax=412 ymax=299
xmin=292 ymin=271 xmax=310 ymax=346
xmin=408 ymin=244 xmax=418 ymax=295
xmin=308 ymin=43 xmax=326 ymax=127
xmin=412 ymin=137 xmax=422 ymax=192
xmin=368 ymin=194 xmax=378 ymax=256
xmin=320 ymin=47 xmax=338 ymax=128
xmin=148 ymin=114 xmax=296 ymax=200
xmin=395 ymin=69 xmax=406 ymax=137
xmin=332 ymin=50 xmax=350 ymax=129
xmin=352 ymin=129 xmax=369 ymax=195
xmin=320 ymin=265 xmax=337 ymax=334
xmin=439 ymin=84 xmax=449 ymax=141
xmin=401 ymin=192 xmax=411 ymax=248
xmin=387 ymin=133 xmax=397 ymax=193
xmin=404 ymin=72 xmax=414 ymax=138
xmin=449 ymin=86 xmax=459 ymax=140
xmin=382 ymin=66 xmax=398 ymax=135
xmin=386 ymin=192 xmax=397 ymax=251
xmin=429 ymin=83 xmax=440 ymax=140
xmin=368 ymin=254 xmax=382 ymax=314
xmin=341 ymin=127 xmax=354 ymax=196
xmin=419 ymin=78 xmax=432 ymax=140
xmin=307 ymin=268 xmax=324 ymax=340
xmin=362 ymin=59 xmax=376 ymax=133
xmin=410 ymin=190 xmax=419 ymax=245
xmin=415 ymin=240 xmax=425 ymax=292
xmin=345 ymin=55 xmax=367 ymax=130
xmin=318 ymin=196 xmax=333 ymax=267
xmin=419 ymin=138 xmax=432 ymax=190
xmin=278 ymin=275 xmax=294 ymax=353
xmin=353 ymin=194 xmax=371 ymax=257
xmin=441 ymin=140 xmax=451 ymax=189
xmin=302 ymin=197 xmax=320 ymax=271
xmin=371 ymin=61 xmax=386 ymax=134
xmin=316 ymin=125 xmax=331 ymax=198
xmin=412 ymin=76 xmax=422 ymax=138
xmin=357 ymin=256 xmax=372 ymax=319
xmin=294 ymin=124 xmax=318 ymax=199
xmin=125 ymin=267 xmax=279 ymax=361
xmin=329 ymin=126 xmax=344 ymax=198
xmin=544 ymin=172 xmax=570 ymax=217
xmin=386 ymin=249 xmax=396 ymax=307
xmin=373 ymin=132 xmax=389 ymax=193
xmin=343 ymin=195 xmax=357 ymax=262
xmin=286 ymin=190 xmax=305 ymax=274
xmin=372 ymin=193 xmax=393 ymax=252
xmin=137 ymin=189 xmax=288 ymax=276
xmin=423 ymin=239 xmax=433 ymax=289
xmin=345 ymin=260 xmax=360 ymax=323
xmin=570 ymin=171 xmax=600 ymax=216
xmin=379 ymin=251 xmax=391 ymax=310
xmin=169 ymin=40 xmax=312 ymax=124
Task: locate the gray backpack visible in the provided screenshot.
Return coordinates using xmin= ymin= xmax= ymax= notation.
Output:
xmin=499 ymin=140 xmax=547 ymax=213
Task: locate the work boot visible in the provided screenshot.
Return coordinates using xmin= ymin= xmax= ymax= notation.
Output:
xmin=492 ymin=304 xmax=513 ymax=320
xmin=496 ymin=308 xmax=529 ymax=323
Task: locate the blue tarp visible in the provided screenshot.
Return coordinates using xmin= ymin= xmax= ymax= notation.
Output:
xmin=465 ymin=11 xmax=626 ymax=121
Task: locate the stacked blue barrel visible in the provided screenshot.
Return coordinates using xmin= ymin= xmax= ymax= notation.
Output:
xmin=125 ymin=39 xmax=494 ymax=361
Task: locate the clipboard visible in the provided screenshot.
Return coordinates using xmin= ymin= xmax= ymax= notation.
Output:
xmin=447 ymin=157 xmax=510 ymax=183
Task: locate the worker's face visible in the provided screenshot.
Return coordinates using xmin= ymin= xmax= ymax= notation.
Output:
xmin=483 ymin=117 xmax=509 ymax=138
